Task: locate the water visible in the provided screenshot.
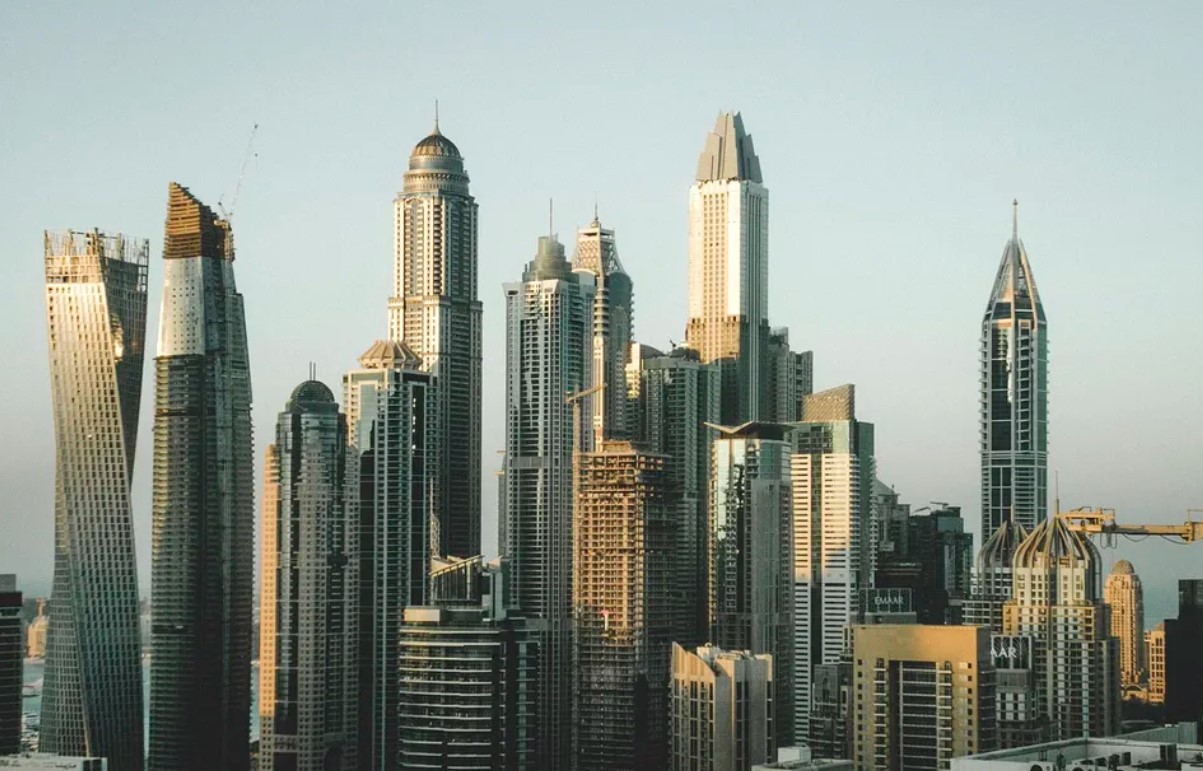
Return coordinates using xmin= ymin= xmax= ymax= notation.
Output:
xmin=22 ymin=658 xmax=260 ymax=750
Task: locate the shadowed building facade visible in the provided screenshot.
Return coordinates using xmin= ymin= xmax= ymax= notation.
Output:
xmin=149 ymin=183 xmax=253 ymax=771
xmin=980 ymin=202 xmax=1048 ymax=541
xmin=388 ymin=120 xmax=481 ymax=560
xmin=41 ymin=230 xmax=147 ymax=771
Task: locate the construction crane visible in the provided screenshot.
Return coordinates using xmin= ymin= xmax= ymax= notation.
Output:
xmin=1058 ymin=507 xmax=1203 ymax=545
xmin=217 ymin=122 xmax=259 ymax=222
xmin=565 ymin=383 xmax=605 ymax=458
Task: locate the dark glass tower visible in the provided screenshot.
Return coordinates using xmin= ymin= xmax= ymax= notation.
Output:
xmin=148 ymin=183 xmax=253 ymax=771
xmin=980 ymin=201 xmax=1048 ymax=541
xmin=41 ymin=230 xmax=148 ymax=771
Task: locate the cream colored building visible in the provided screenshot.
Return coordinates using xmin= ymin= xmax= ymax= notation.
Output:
xmin=669 ymin=643 xmax=774 ymax=771
xmin=850 ymin=624 xmax=996 ymax=771
xmin=1104 ymin=560 xmax=1145 ymax=687
xmin=1145 ymin=623 xmax=1166 ymax=705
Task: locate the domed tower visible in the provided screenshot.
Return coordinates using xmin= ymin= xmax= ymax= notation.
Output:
xmin=1003 ymin=516 xmax=1120 ymax=740
xmin=387 ymin=115 xmax=481 ymax=561
xmin=1104 ymin=559 xmax=1145 ymax=688
xmin=964 ymin=517 xmax=1028 ymax=632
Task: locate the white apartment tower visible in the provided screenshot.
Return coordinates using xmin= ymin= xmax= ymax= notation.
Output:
xmin=686 ymin=112 xmax=769 ymax=425
xmin=789 ymin=384 xmax=876 ymax=744
xmin=388 ymin=119 xmax=481 ymax=560
xmin=1104 ymin=559 xmax=1145 ymax=688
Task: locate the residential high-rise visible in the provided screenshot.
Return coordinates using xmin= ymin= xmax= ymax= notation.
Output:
xmin=685 ymin=112 xmax=769 ymax=425
xmin=259 ymin=381 xmax=357 ymax=770
xmin=41 ymin=230 xmax=147 ymax=771
xmin=1002 ymin=516 xmax=1120 ymax=740
xmin=980 ymin=202 xmax=1048 ymax=541
xmin=0 ymin=576 xmax=19 ymax=756
xmin=502 ymin=233 xmax=593 ymax=770
xmin=148 ymin=183 xmax=253 ymax=771
xmin=987 ymin=634 xmax=1046 ymax=749
xmin=764 ymin=328 xmax=813 ymax=423
xmin=906 ymin=506 xmax=974 ymax=624
xmin=668 ymin=643 xmax=775 ymax=771
xmin=344 ymin=340 xmax=433 ymax=771
xmin=388 ymin=119 xmax=481 ymax=560
xmin=1145 ymin=623 xmax=1165 ymax=705
xmin=963 ymin=519 xmax=1027 ymax=633
xmin=1162 ymin=579 xmax=1203 ymax=722
xmin=808 ymin=661 xmax=852 ymax=761
xmin=709 ymin=423 xmax=794 ymax=748
xmin=397 ymin=558 xmax=537 ymax=770
xmin=1104 ymin=560 xmax=1145 ymax=688
xmin=638 ymin=346 xmax=721 ymax=648
xmin=573 ymin=214 xmax=634 ymax=440
xmin=789 ymin=385 xmax=874 ymax=744
xmin=573 ymin=441 xmax=673 ymax=770
xmin=849 ymin=624 xmax=997 ymax=771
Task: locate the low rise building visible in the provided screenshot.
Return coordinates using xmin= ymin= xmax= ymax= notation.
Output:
xmin=950 ymin=723 xmax=1201 ymax=770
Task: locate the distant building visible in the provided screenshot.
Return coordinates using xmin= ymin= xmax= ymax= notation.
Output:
xmin=259 ymin=381 xmax=357 ymax=770
xmin=501 ymin=232 xmax=593 ymax=770
xmin=388 ymin=119 xmax=481 ymax=561
xmin=789 ymin=385 xmax=874 ymax=744
xmin=42 ymin=230 xmax=147 ymax=771
xmin=949 ymin=723 xmax=1202 ymax=771
xmin=1003 ymin=517 xmax=1120 ymax=740
xmin=638 ymin=346 xmax=720 ymax=648
xmin=1145 ymin=623 xmax=1165 ymax=706
xmin=1163 ymin=579 xmax=1203 ymax=723
xmin=344 ymin=340 xmax=433 ymax=771
xmin=25 ymin=602 xmax=46 ymax=660
xmin=964 ymin=520 xmax=1027 ymax=634
xmin=979 ymin=202 xmax=1048 ymax=543
xmin=0 ymin=576 xmax=19 ymax=756
xmin=709 ymin=423 xmax=795 ymax=748
xmin=669 ymin=643 xmax=775 ymax=771
xmin=876 ymin=505 xmax=972 ymax=625
xmin=685 ymin=112 xmax=769 ymax=424
xmin=753 ymin=746 xmax=854 ymax=771
xmin=849 ymin=624 xmax=997 ymax=771
xmin=573 ymin=441 xmax=673 ymax=770
xmin=1104 ymin=560 xmax=1145 ymax=688
xmin=764 ymin=328 xmax=813 ymax=423
xmin=807 ymin=662 xmax=852 ymax=761
xmin=988 ymin=634 xmax=1047 ymax=749
xmin=396 ymin=558 xmax=536 ymax=770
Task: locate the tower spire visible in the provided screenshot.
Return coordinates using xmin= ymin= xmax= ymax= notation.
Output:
xmin=433 ymin=99 xmax=440 ymax=134
xmin=1012 ymin=198 xmax=1018 ymax=240
xmin=549 ymin=198 xmax=553 ymax=238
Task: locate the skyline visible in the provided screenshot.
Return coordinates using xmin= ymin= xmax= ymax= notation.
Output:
xmin=3 ymin=1 xmax=1203 ymax=628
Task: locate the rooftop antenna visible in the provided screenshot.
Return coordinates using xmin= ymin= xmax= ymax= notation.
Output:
xmin=1054 ymin=470 xmax=1061 ymax=516
xmin=549 ymin=197 xmax=554 ymax=238
xmin=433 ymin=100 xmax=440 ymax=133
xmin=1012 ymin=198 xmax=1019 ymax=240
xmin=593 ymin=193 xmax=599 ymax=222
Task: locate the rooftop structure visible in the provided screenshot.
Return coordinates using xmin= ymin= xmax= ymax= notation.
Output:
xmin=949 ymin=723 xmax=1201 ymax=771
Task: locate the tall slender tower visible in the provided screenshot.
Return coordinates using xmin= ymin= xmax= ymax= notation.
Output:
xmin=502 ymin=233 xmax=593 ymax=769
xmin=685 ymin=112 xmax=769 ymax=424
xmin=149 ymin=183 xmax=253 ymax=771
xmin=259 ymin=380 xmax=357 ymax=770
xmin=572 ymin=214 xmax=634 ymax=440
xmin=980 ymin=201 xmax=1047 ymax=541
xmin=1104 ymin=559 xmax=1145 ymax=688
xmin=388 ymin=118 xmax=481 ymax=559
xmin=344 ymin=341 xmax=433 ymax=771
xmin=41 ymin=230 xmax=147 ymax=771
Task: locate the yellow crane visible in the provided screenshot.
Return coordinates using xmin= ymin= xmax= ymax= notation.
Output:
xmin=1057 ymin=507 xmax=1203 ymax=545
xmin=564 ymin=383 xmax=605 ymax=457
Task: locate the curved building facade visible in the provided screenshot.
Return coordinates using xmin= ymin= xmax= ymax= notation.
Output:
xmin=41 ymin=230 xmax=147 ymax=771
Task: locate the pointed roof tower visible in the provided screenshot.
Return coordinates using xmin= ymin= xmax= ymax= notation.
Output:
xmin=985 ymin=199 xmax=1045 ymax=322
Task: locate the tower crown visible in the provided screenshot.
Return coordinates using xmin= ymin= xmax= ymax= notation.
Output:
xmin=696 ymin=111 xmax=763 ymax=183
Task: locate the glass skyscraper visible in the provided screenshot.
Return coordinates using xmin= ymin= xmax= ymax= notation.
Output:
xmin=980 ymin=202 xmax=1048 ymax=541
xmin=148 ymin=183 xmax=253 ymax=771
xmin=41 ymin=230 xmax=147 ymax=771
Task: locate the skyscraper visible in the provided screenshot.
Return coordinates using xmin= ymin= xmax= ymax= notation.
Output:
xmin=668 ymin=643 xmax=775 ymax=771
xmin=789 ymin=385 xmax=875 ymax=744
xmin=686 ymin=112 xmax=769 ymax=424
xmin=397 ymin=558 xmax=537 ymax=770
xmin=849 ymin=624 xmax=996 ymax=770
xmin=1103 ymin=559 xmax=1145 ymax=688
xmin=388 ymin=119 xmax=481 ymax=560
xmin=708 ymin=423 xmax=794 ymax=748
xmin=1003 ymin=517 xmax=1120 ymax=740
xmin=1145 ymin=623 xmax=1165 ymax=705
xmin=0 ymin=576 xmax=20 ymax=756
xmin=502 ymin=233 xmax=594 ymax=770
xmin=980 ymin=202 xmax=1048 ymax=541
xmin=963 ymin=519 xmax=1028 ymax=633
xmin=344 ymin=340 xmax=432 ymax=771
xmin=638 ymin=346 xmax=721 ymax=648
xmin=41 ymin=230 xmax=147 ymax=771
xmin=764 ymin=328 xmax=813 ymax=423
xmin=573 ymin=214 xmax=634 ymax=440
xmin=573 ymin=441 xmax=673 ymax=770
xmin=1162 ymin=579 xmax=1203 ymax=722
xmin=149 ymin=183 xmax=253 ymax=771
xmin=259 ymin=381 xmax=357 ymax=770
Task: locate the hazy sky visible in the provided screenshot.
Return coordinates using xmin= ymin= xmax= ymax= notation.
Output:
xmin=3 ymin=1 xmax=1201 ymax=626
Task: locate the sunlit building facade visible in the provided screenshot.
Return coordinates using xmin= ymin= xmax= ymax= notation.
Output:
xmin=1104 ymin=559 xmax=1145 ymax=688
xmin=40 ymin=230 xmax=147 ymax=771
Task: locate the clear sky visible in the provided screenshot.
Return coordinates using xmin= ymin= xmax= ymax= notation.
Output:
xmin=3 ymin=1 xmax=1201 ymax=626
